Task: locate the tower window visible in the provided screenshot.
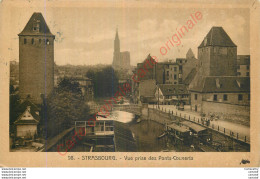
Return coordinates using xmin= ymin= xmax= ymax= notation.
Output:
xmin=223 ymin=94 xmax=228 ymax=101
xmin=194 ymin=94 xmax=197 ymax=100
xmin=24 ymin=38 xmax=27 ymax=44
xmin=238 ymin=94 xmax=243 ymax=101
xmin=33 ymin=20 xmax=40 ymax=32
xmin=31 ymin=38 xmax=34 ymax=44
xmin=46 ymin=39 xmax=50 ymax=45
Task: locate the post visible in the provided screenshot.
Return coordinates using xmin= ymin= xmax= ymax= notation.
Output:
xmin=189 ymin=115 xmax=190 ymax=120
xmin=85 ymin=121 xmax=87 ymax=136
xmin=237 ymin=133 xmax=238 ymax=140
xmin=245 ymin=136 xmax=246 ymax=142
xmin=218 ymin=126 xmax=219 ymax=131
xmin=224 ymin=128 xmax=225 ymax=134
xmin=104 ymin=121 xmax=106 ymax=133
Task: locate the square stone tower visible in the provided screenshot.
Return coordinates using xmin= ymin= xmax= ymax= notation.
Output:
xmin=18 ymin=12 xmax=55 ymax=104
xmin=197 ymin=27 xmax=237 ymax=77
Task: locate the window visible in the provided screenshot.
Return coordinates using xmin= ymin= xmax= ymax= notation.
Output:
xmin=24 ymin=38 xmax=27 ymax=44
xmin=31 ymin=38 xmax=34 ymax=44
xmin=223 ymin=94 xmax=228 ymax=101
xmin=213 ymin=94 xmax=217 ymax=101
xmin=246 ymin=72 xmax=249 ymax=76
xmin=237 ymin=65 xmax=240 ymax=69
xmin=174 ymin=74 xmax=177 ymax=80
xmin=248 ymin=94 xmax=250 ymax=100
xmin=46 ymin=39 xmax=50 ymax=45
xmin=194 ymin=94 xmax=197 ymax=100
xmin=33 ymin=20 xmax=40 ymax=32
xmin=237 ymin=72 xmax=241 ymax=76
xmin=247 ymin=65 xmax=249 ymax=70
xmin=238 ymin=94 xmax=243 ymax=101
xmin=174 ymin=67 xmax=177 ymax=72
xmin=167 ymin=71 xmax=169 ymax=76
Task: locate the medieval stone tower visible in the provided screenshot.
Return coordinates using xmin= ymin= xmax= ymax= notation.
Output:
xmin=197 ymin=27 xmax=237 ymax=77
xmin=18 ymin=12 xmax=55 ymax=104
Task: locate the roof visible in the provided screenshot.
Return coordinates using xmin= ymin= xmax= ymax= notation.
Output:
xmin=198 ymin=27 xmax=236 ymax=48
xmin=158 ymin=84 xmax=188 ymax=96
xmin=237 ymin=55 xmax=250 ymax=65
xmin=181 ymin=121 xmax=207 ymax=133
xmin=139 ymin=79 xmax=156 ymax=97
xmin=189 ymin=76 xmax=250 ymax=93
xmin=14 ymin=105 xmax=40 ymax=125
xmin=18 ymin=12 xmax=54 ymax=36
xmin=186 ymin=48 xmax=195 ymax=59
xmin=183 ymin=68 xmax=197 ymax=85
xmin=167 ymin=123 xmax=190 ymax=133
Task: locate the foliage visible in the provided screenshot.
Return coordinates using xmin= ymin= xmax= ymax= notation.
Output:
xmin=86 ymin=66 xmax=119 ymax=98
xmin=43 ymin=78 xmax=90 ymax=138
xmin=9 ymin=92 xmax=21 ymax=127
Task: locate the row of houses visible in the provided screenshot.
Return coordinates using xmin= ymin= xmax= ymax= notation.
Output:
xmin=131 ymin=26 xmax=250 ymax=122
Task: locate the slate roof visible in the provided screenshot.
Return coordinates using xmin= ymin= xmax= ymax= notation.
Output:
xmin=158 ymin=84 xmax=188 ymax=96
xmin=18 ymin=12 xmax=54 ymax=36
xmin=14 ymin=100 xmax=40 ymax=125
xmin=183 ymin=68 xmax=197 ymax=85
xmin=198 ymin=27 xmax=236 ymax=48
xmin=189 ymin=76 xmax=250 ymax=93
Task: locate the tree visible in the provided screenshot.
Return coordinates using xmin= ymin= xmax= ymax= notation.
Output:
xmin=43 ymin=78 xmax=90 ymax=138
xmin=89 ymin=66 xmax=119 ymax=98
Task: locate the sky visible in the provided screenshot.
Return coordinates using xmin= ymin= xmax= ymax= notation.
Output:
xmin=6 ymin=2 xmax=250 ymax=66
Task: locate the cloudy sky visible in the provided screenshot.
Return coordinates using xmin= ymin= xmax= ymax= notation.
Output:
xmin=6 ymin=2 xmax=250 ymax=66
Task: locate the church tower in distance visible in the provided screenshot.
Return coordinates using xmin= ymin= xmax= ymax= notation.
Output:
xmin=112 ymin=28 xmax=130 ymax=71
xmin=18 ymin=12 xmax=55 ymax=104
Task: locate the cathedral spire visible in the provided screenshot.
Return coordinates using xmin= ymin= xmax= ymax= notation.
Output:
xmin=115 ymin=27 xmax=119 ymax=40
xmin=114 ymin=27 xmax=120 ymax=53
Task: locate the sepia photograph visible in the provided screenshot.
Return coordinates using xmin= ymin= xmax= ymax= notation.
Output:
xmin=0 ymin=0 xmax=259 ymax=167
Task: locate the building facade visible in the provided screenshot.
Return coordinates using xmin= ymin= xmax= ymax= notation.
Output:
xmin=18 ymin=12 xmax=55 ymax=104
xmin=237 ymin=55 xmax=250 ymax=77
xmin=155 ymin=84 xmax=189 ymax=105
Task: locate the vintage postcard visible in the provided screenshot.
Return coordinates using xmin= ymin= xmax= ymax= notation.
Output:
xmin=0 ymin=0 xmax=259 ymax=167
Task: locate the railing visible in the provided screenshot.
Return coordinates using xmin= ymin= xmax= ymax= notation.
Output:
xmin=152 ymin=105 xmax=250 ymax=144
